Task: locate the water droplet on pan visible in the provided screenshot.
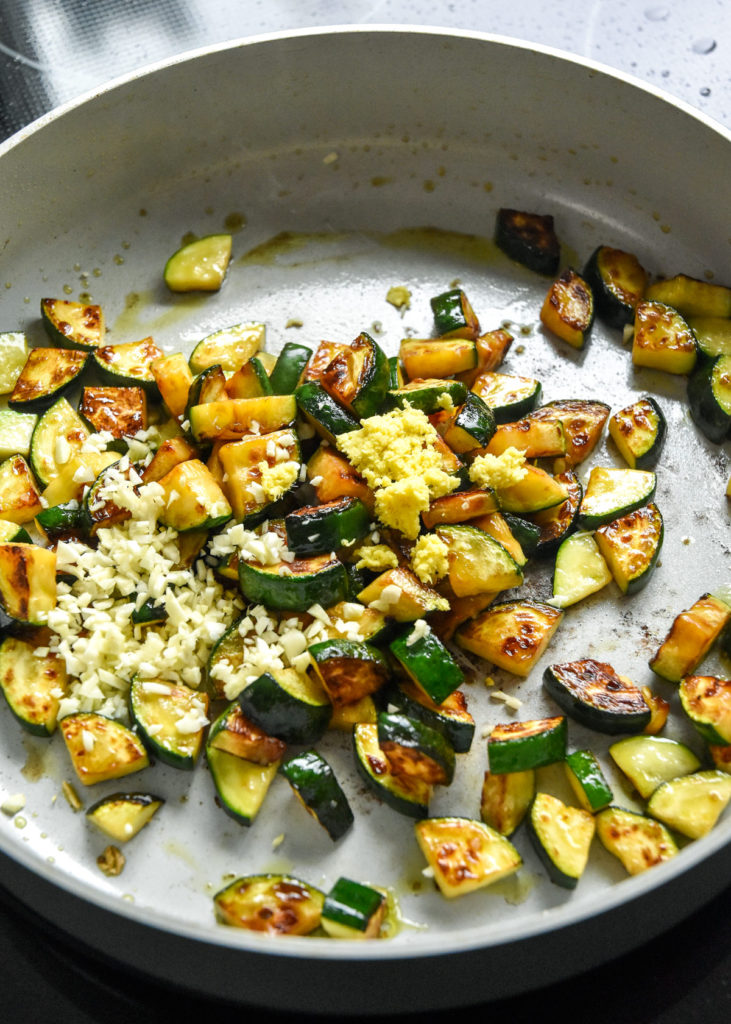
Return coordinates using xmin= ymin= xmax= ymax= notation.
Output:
xmin=700 ymin=87 xmax=712 ymax=96
xmin=645 ymin=6 xmax=670 ymax=21
xmin=692 ymin=38 xmax=717 ymax=54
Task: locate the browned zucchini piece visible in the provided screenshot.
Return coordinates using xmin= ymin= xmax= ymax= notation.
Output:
xmin=93 ymin=337 xmax=163 ymax=396
xmin=631 ymin=300 xmax=698 ymax=375
xmin=41 ymin=297 xmax=105 ymax=350
xmin=41 ymin=449 xmax=119 ymax=507
xmin=0 ymin=543 xmax=56 ymax=623
xmin=301 ymin=340 xmax=349 ymax=382
xmin=495 ymin=209 xmax=560 ymax=275
xmin=596 ymin=806 xmax=678 ymax=874
xmin=540 ymin=268 xmax=594 ymax=349
xmin=594 ymin=503 xmax=663 ymax=595
xmin=189 ymin=396 xmax=297 ymax=443
xmin=456 ymin=328 xmax=514 ymax=387
xmin=320 ymin=332 xmax=390 ymax=419
xmin=544 ymin=659 xmax=651 ymax=734
xmin=400 ymin=338 xmax=477 ymax=379
xmin=218 ymin=428 xmax=300 ymax=521
xmin=0 ymin=455 xmax=42 ymax=524
xmin=141 ymin=436 xmax=199 ymax=483
xmin=151 ymin=352 xmax=195 ymax=420
xmin=307 ymin=446 xmax=376 ymax=512
xmin=482 ymin=417 xmax=566 ymax=459
xmin=357 ymin=567 xmax=449 ymax=620
xmin=61 ymin=712 xmax=149 ymax=785
xmin=530 ymin=399 xmax=610 ymax=468
xmin=529 ymin=470 xmax=582 ymax=556
xmin=645 ymin=274 xmax=731 ymax=319
xmin=429 ymin=589 xmax=498 ymax=642
xmin=86 ymin=792 xmax=163 ymax=842
xmin=480 ymin=769 xmax=535 ymax=836
xmin=608 ymin=395 xmax=667 ymax=469
xmin=415 ymin=816 xmax=522 ymax=897
xmin=679 ymin=675 xmax=731 ymax=746
xmin=456 ymin=599 xmax=563 ymax=677
xmin=649 ymin=593 xmax=731 ymax=682
xmin=79 ymin=386 xmax=148 ymax=438
xmin=377 ymin=711 xmax=455 ymax=786
xmin=214 ymin=874 xmax=324 ymax=935
xmin=157 ymin=459 xmax=232 ymax=532
xmin=431 ymin=287 xmax=480 ymax=339
xmin=9 ymin=348 xmax=89 ymax=412
xmin=421 ymin=488 xmax=498 ymax=529
xmin=583 ymin=245 xmax=648 ymax=328
xmin=208 ymin=703 xmax=287 ymax=763
xmin=469 ymin=512 xmax=527 ymax=567
xmin=308 ymin=638 xmax=390 ymax=708
xmin=0 ymin=633 xmax=67 ymax=735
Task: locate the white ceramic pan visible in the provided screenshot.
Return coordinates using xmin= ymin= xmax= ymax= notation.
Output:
xmin=0 ymin=26 xmax=729 ymax=1013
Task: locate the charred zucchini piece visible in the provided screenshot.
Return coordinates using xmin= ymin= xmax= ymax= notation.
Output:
xmin=36 ymin=502 xmax=86 ymax=541
xmin=609 ymin=397 xmax=667 ymax=471
xmin=415 ymin=816 xmax=522 ymax=897
xmin=185 ymin=365 xmax=228 ymax=422
xmin=214 ymin=874 xmax=324 ymax=934
xmin=0 ymin=543 xmax=56 ymax=623
xmin=9 ymin=348 xmax=89 ymax=413
xmin=645 ymin=274 xmax=731 ymax=319
xmin=583 ymin=245 xmax=648 ymax=328
xmin=239 ymin=545 xmax=347 ymax=613
xmin=93 ymin=337 xmax=163 ymax=395
xmin=421 ymin=489 xmax=498 ymax=529
xmin=649 ymin=593 xmax=731 ymax=682
xmin=189 ymin=395 xmax=297 ymax=443
xmin=530 ymin=399 xmax=610 ymax=468
xmin=269 ymin=342 xmax=313 ymax=395
xmin=578 ymin=467 xmax=656 ymax=529
xmin=528 ymin=792 xmax=595 ymax=888
xmin=208 ymin=702 xmax=287 ymax=764
xmin=29 ymin=397 xmax=89 ymax=489
xmin=480 ymin=769 xmax=535 ymax=836
xmin=471 ymin=371 xmax=542 ymax=424
xmin=141 ymin=436 xmax=198 ymax=484
xmin=609 ymin=735 xmax=701 ymax=799
xmin=436 ymin=523 xmax=523 ymax=597
xmin=321 ymin=877 xmax=386 ymax=939
xmin=321 ymin=332 xmax=390 ymax=419
xmin=86 ymin=792 xmax=163 ymax=843
xmin=544 ymin=659 xmax=651 ymax=734
xmin=387 ymin=618 xmax=460 ymax=708
xmin=285 ymin=498 xmax=370 ymax=557
xmin=551 ymin=531 xmax=612 ymax=608
xmin=218 ymin=428 xmax=300 ymax=524
xmin=308 ymin=638 xmax=389 ymax=708
xmin=357 ymin=567 xmax=448 ymax=621
xmin=206 ymin=746 xmax=280 ymax=826
xmin=279 ymin=748 xmax=354 ymax=841
xmin=164 ymin=233 xmax=232 ymax=292
xmin=60 ymin=712 xmax=149 ymax=785
xmin=353 ymin=721 xmax=431 ymax=818
xmin=594 ymin=503 xmax=663 ymax=595
xmin=564 ymin=750 xmax=613 ymax=812
xmin=456 ymin=600 xmax=563 ymax=677
xmin=390 ymin=377 xmax=467 ymax=415
xmin=399 ymin=338 xmax=477 ymax=379
xmin=470 ymin=511 xmax=528 ymax=567
xmin=487 ymin=716 xmax=567 ymax=774
xmin=386 ymin=678 xmax=474 ymax=753
xmin=430 ymin=287 xmax=480 ymax=339
xmin=456 ymin=328 xmax=514 ymax=387
xmin=596 ymin=806 xmax=678 ymax=874
xmin=129 ymin=677 xmax=209 ymax=769
xmin=687 ymin=353 xmax=731 ymax=443
xmin=238 ymin=668 xmax=332 ymax=744
xmin=632 ymin=300 xmax=697 ymax=375
xmin=0 ymin=409 xmax=37 ymax=461
xmin=540 ymin=268 xmax=594 ymax=349
xmin=151 ymin=352 xmax=194 ymax=418
xmin=647 ymin=770 xmax=731 ymax=839
xmin=79 ymin=386 xmax=147 ymax=439
xmin=530 ymin=470 xmax=582 ymax=557
xmin=377 ymin=711 xmax=456 ymax=786
xmin=295 ymin=380 xmax=360 ymax=443
xmin=307 ymin=446 xmax=375 ymax=512
xmin=189 ymin=322 xmax=265 ymax=374
xmin=0 ymin=634 xmax=67 ymax=735
xmin=442 ymin=391 xmax=496 ymax=454
xmin=226 ymin=356 xmax=274 ymax=400
xmin=495 ymin=208 xmax=560 ymax=275
xmin=482 ymin=417 xmax=566 ymax=459
xmin=157 ymin=458 xmax=232 ymax=532
xmin=41 ymin=298 xmax=105 ymax=350
xmin=302 ymin=340 xmax=349 ymax=383
xmin=679 ymin=675 xmax=731 ymax=746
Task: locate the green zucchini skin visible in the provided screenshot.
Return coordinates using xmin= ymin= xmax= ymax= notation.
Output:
xmin=40 ymin=298 xmax=105 ymax=350
xmin=377 ymin=711 xmax=456 ymax=786
xmin=430 ymin=287 xmax=480 ymax=338
xmin=445 ymin=391 xmax=496 ymax=452
xmin=679 ymin=675 xmax=731 ymax=746
xmin=583 ymin=245 xmax=648 ymax=328
xmin=239 ymin=553 xmax=348 ymax=612
xmin=308 ymin=637 xmax=390 ymax=708
xmin=352 ymin=722 xmax=431 ymax=818
xmin=501 ymin=513 xmax=541 ymax=557
xmin=36 ymin=502 xmax=87 ymax=540
xmin=238 ymin=670 xmax=332 ymax=744
xmin=269 ymin=342 xmax=313 ymax=395
xmin=527 ymin=792 xmax=595 ymax=889
xmin=92 ymin=337 xmax=163 ymax=396
xmin=213 ymin=873 xmax=324 ymax=934
xmin=321 ymin=876 xmax=386 ymax=938
xmin=472 ymin=372 xmax=542 ymax=424
xmin=279 ymin=748 xmax=354 ymax=840
xmin=284 ymin=497 xmax=370 ymax=556
xmin=487 ymin=716 xmax=567 ymax=774
xmin=687 ymin=354 xmax=731 ymax=443
xmin=206 ymin=747 xmax=279 ymax=827
xmin=0 ymin=634 xmax=66 ymax=736
xmin=530 ymin=470 xmax=582 ymax=558
xmin=543 ymin=659 xmax=651 ymax=734
xmin=495 ymin=208 xmax=560 ymax=275
xmin=564 ymin=749 xmax=613 ymax=812
xmin=389 ymin=622 xmax=464 ymax=705
xmin=577 ymin=467 xmax=656 ymax=530
xmin=384 ymin=679 xmax=475 ymax=753
xmin=295 ymin=380 xmax=360 ymax=443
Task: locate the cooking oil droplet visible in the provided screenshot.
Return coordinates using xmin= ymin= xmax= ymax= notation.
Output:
xmin=700 ymin=87 xmax=712 ymax=96
xmin=114 ymin=254 xmax=124 ymax=265
xmin=692 ymin=38 xmax=716 ymax=54
xmin=645 ymin=6 xmax=669 ymax=20
xmin=62 ymin=284 xmax=73 ymax=295
xmin=14 ymin=816 xmax=26 ymax=829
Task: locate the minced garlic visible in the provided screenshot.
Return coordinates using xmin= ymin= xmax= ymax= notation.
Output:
xmin=354 ymin=544 xmax=399 ymax=571
xmin=258 ymin=459 xmax=300 ymax=501
xmin=468 ymin=446 xmax=527 ymax=490
xmin=411 ymin=533 xmax=449 ymax=585
xmin=337 ymin=406 xmax=458 ymax=539
xmin=386 ymin=285 xmax=411 ymax=310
